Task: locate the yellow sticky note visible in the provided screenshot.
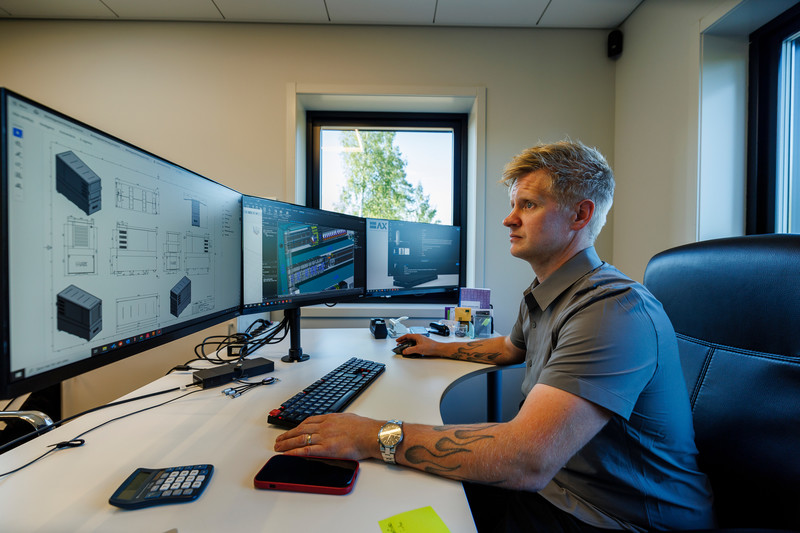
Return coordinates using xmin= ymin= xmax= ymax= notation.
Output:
xmin=378 ymin=506 xmax=451 ymax=533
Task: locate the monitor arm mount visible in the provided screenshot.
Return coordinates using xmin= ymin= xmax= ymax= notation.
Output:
xmin=281 ymin=308 xmax=310 ymax=363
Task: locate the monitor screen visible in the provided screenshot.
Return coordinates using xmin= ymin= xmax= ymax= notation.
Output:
xmin=366 ymin=218 xmax=461 ymax=297
xmin=1 ymin=89 xmax=242 ymax=398
xmin=242 ymin=195 xmax=366 ymax=312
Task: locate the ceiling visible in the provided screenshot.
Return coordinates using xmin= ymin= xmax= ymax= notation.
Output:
xmin=0 ymin=0 xmax=643 ymax=29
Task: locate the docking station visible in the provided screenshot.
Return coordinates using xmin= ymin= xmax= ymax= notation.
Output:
xmin=192 ymin=357 xmax=275 ymax=389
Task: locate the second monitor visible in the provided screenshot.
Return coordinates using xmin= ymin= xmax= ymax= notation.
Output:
xmin=242 ymin=196 xmax=366 ymax=361
xmin=242 ymin=196 xmax=366 ymax=311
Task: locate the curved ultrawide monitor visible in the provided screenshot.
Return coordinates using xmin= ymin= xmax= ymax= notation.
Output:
xmin=242 ymin=195 xmax=365 ymax=313
xmin=1 ymin=89 xmax=242 ymax=398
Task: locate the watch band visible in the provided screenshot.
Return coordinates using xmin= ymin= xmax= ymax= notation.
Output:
xmin=378 ymin=420 xmax=403 ymax=464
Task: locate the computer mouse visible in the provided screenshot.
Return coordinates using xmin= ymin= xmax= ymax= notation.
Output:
xmin=392 ymin=340 xmax=418 ymax=355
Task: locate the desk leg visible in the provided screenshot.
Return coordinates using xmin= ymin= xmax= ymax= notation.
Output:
xmin=486 ymin=371 xmax=501 ymax=423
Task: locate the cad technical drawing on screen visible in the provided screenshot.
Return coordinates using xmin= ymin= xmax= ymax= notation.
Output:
xmin=2 ymin=91 xmax=242 ymax=394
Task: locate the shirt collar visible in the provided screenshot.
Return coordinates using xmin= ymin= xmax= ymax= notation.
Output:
xmin=526 ymin=247 xmax=603 ymax=311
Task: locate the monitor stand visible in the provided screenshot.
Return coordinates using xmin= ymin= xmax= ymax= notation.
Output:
xmin=281 ymin=308 xmax=309 ymax=363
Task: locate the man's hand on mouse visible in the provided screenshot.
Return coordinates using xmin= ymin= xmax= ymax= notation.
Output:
xmin=394 ymin=333 xmax=439 ymax=356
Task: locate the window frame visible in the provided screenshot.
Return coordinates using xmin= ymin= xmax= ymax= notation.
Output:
xmin=306 ymin=111 xmax=468 ymax=304
xmin=747 ymin=2 xmax=800 ymax=234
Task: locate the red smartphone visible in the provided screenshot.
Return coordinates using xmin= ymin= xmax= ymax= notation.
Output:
xmin=253 ymin=455 xmax=359 ymax=495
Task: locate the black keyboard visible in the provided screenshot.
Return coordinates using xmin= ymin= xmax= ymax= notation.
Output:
xmin=267 ymin=357 xmax=386 ymax=428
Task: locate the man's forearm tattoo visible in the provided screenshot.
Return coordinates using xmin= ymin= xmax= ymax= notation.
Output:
xmin=403 ymin=425 xmax=505 ymax=483
xmin=453 ymin=341 xmax=502 ymax=363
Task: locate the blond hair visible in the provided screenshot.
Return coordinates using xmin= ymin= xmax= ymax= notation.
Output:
xmin=501 ymin=140 xmax=614 ymax=242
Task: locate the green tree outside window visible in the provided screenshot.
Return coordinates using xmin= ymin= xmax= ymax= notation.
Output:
xmin=333 ymin=131 xmax=438 ymax=223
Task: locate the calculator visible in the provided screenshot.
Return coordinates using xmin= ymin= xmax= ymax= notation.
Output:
xmin=109 ymin=464 xmax=213 ymax=509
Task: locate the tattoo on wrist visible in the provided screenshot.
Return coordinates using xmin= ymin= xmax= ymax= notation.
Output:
xmin=403 ymin=425 xmax=505 ymax=483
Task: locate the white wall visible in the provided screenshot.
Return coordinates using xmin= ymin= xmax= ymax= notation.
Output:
xmin=613 ymin=0 xmax=798 ymax=280
xmin=613 ymin=0 xmax=716 ymax=281
xmin=0 ymin=20 xmax=615 ymax=413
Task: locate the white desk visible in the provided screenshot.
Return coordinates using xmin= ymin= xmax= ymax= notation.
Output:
xmin=0 ymin=328 xmax=487 ymax=532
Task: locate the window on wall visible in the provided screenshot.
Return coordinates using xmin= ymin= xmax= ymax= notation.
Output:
xmin=748 ymin=3 xmax=800 ymax=234
xmin=776 ymin=30 xmax=800 ymax=233
xmin=306 ymin=111 xmax=468 ymax=303
xmin=307 ymin=112 xmax=466 ymax=225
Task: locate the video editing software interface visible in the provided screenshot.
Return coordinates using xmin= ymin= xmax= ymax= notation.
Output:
xmin=366 ymin=218 xmax=460 ymax=296
xmin=242 ymin=196 xmax=366 ymax=311
xmin=1 ymin=90 xmax=242 ymax=396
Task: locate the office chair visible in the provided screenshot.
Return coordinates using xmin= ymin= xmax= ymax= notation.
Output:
xmin=643 ymin=234 xmax=800 ymax=531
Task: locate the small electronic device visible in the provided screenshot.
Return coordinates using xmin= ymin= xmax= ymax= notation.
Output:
xmin=254 ymin=455 xmax=359 ymax=495
xmin=408 ymin=326 xmax=430 ymax=336
xmin=392 ymin=340 xmax=417 ymax=354
xmin=109 ymin=464 xmax=213 ymax=509
xmin=192 ymin=357 xmax=274 ymax=389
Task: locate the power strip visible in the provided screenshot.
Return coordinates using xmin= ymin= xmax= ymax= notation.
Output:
xmin=192 ymin=357 xmax=275 ymax=389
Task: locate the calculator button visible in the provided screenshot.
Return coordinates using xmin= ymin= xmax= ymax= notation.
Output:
xmin=110 ymin=464 xmax=213 ymax=509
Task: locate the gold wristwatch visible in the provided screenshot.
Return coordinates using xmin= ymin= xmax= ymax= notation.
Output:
xmin=378 ymin=420 xmax=404 ymax=464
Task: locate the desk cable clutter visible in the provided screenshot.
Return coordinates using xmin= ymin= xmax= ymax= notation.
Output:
xmin=182 ymin=318 xmax=280 ymax=389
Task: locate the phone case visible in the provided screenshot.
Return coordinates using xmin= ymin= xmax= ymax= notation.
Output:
xmin=253 ymin=455 xmax=359 ymax=495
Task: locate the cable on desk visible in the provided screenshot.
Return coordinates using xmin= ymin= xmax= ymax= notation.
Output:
xmin=166 ymin=317 xmax=288 ymax=375
xmin=0 ymin=388 xmax=202 ymax=478
xmin=222 ymin=376 xmax=280 ymax=398
xmin=0 ymin=384 xmax=198 ymax=456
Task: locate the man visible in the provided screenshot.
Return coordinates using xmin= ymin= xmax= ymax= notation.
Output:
xmin=275 ymin=140 xmax=715 ymax=532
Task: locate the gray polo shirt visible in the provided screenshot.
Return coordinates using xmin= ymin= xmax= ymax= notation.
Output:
xmin=510 ymin=247 xmax=715 ymax=531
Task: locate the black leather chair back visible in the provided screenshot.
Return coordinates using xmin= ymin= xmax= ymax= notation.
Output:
xmin=644 ymin=234 xmax=800 ymax=530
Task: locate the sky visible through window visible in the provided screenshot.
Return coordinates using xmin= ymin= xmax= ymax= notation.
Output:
xmin=320 ymin=129 xmax=454 ymax=225
xmin=779 ymin=33 xmax=800 ymax=233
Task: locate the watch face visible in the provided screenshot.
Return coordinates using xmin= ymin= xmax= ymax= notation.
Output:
xmin=380 ymin=423 xmax=402 ymax=446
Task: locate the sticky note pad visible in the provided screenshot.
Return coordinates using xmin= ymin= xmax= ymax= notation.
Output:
xmin=378 ymin=506 xmax=451 ymax=533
